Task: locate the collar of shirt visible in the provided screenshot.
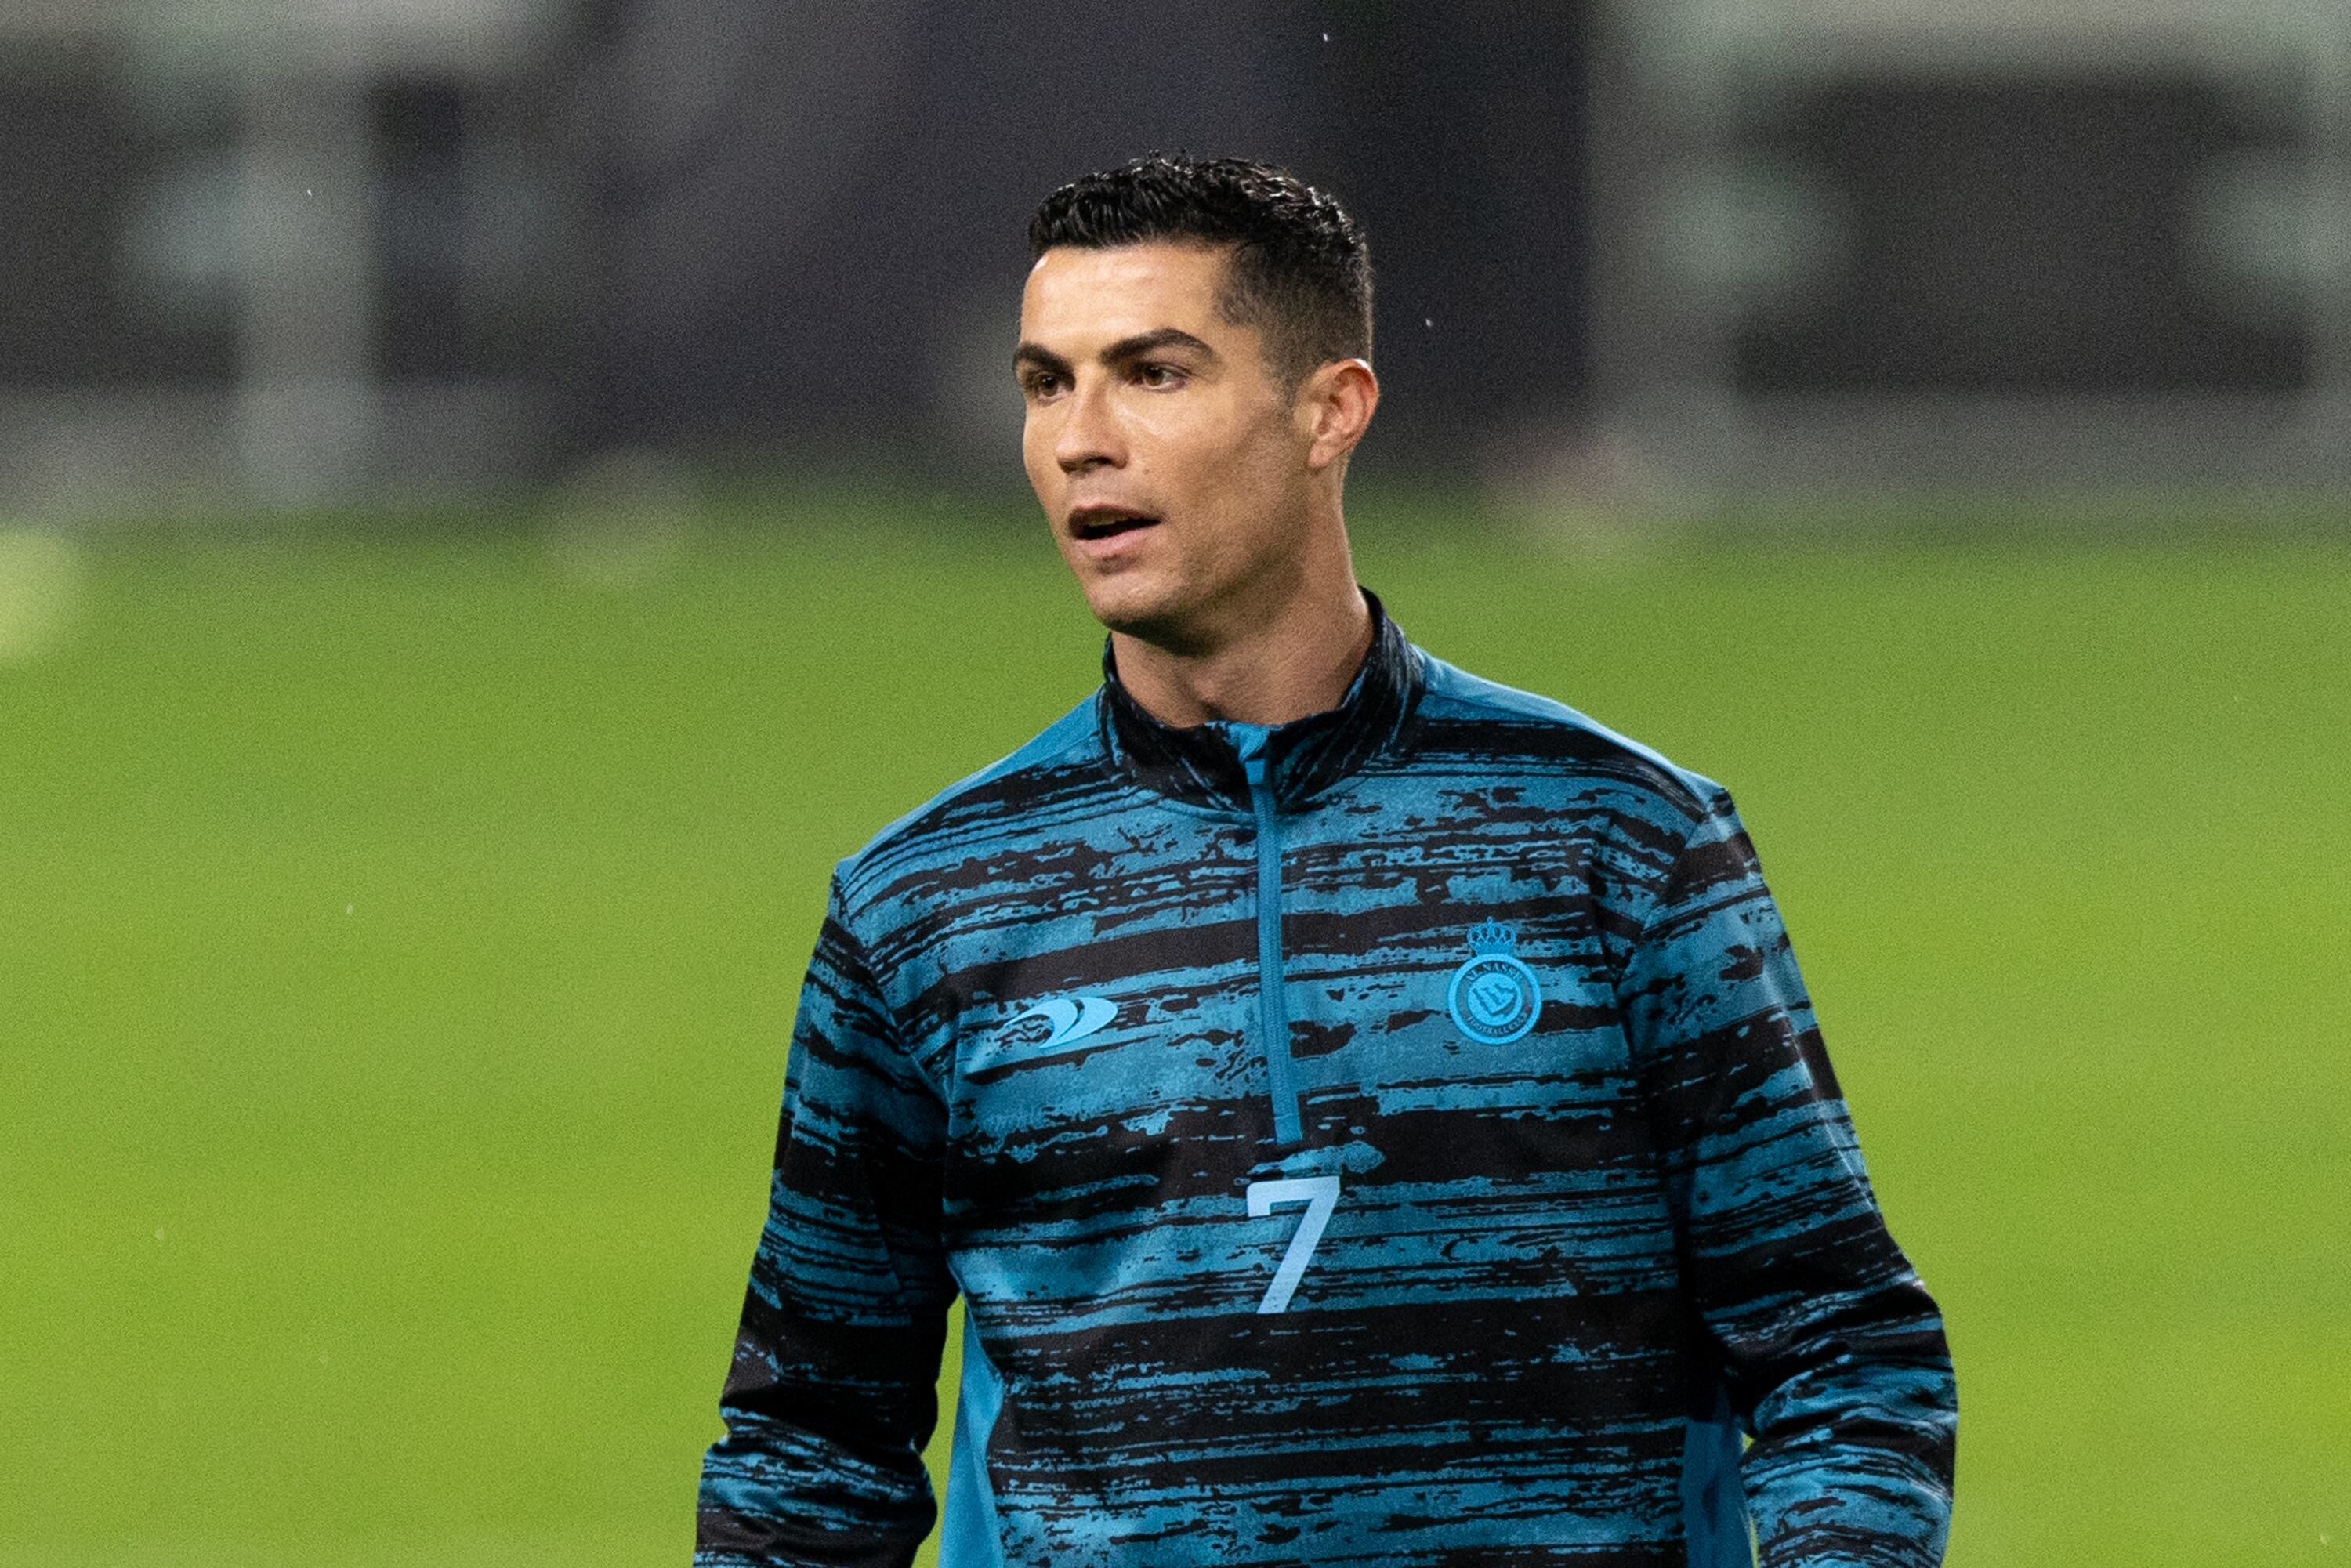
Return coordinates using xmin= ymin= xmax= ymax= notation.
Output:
xmin=1095 ymin=587 xmax=1425 ymax=814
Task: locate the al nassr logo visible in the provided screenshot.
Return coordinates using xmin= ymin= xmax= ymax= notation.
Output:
xmin=1446 ymin=920 xmax=1541 ymax=1044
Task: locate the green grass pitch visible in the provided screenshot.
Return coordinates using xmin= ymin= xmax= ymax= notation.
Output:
xmin=1 ymin=496 xmax=2343 ymax=1565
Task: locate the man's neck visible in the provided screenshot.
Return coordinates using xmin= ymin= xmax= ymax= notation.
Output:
xmin=1110 ymin=579 xmax=1375 ymax=730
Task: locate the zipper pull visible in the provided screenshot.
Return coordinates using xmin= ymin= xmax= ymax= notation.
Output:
xmin=1227 ymin=722 xmax=1273 ymax=793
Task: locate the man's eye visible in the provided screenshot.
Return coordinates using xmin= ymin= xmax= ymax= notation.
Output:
xmin=1023 ymin=373 xmax=1063 ymax=398
xmin=1137 ymin=363 xmax=1186 ymax=389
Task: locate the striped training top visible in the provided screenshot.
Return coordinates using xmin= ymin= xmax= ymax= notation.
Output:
xmin=697 ymin=594 xmax=1956 ymax=1568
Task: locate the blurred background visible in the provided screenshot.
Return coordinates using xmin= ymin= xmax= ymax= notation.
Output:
xmin=2 ymin=2 xmax=2344 ymax=1565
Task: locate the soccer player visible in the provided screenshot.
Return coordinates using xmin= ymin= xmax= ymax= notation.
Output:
xmin=696 ymin=155 xmax=1956 ymax=1567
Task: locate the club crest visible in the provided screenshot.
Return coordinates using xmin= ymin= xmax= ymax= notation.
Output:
xmin=1446 ymin=920 xmax=1541 ymax=1044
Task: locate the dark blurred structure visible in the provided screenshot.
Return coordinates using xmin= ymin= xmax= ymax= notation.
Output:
xmin=1585 ymin=2 xmax=2351 ymax=494
xmin=2 ymin=1 xmax=2346 ymax=511
xmin=575 ymin=0 xmax=1596 ymax=484
xmin=0 ymin=0 xmax=580 ymax=508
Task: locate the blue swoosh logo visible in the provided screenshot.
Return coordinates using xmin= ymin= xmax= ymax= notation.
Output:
xmin=1001 ymin=995 xmax=1118 ymax=1049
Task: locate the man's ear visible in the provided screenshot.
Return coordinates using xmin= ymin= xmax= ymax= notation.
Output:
xmin=1299 ymin=358 xmax=1379 ymax=473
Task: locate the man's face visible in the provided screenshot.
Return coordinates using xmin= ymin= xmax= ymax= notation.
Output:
xmin=1016 ymin=241 xmax=1312 ymax=646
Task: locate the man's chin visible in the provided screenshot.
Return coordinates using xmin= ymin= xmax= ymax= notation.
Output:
xmin=1081 ymin=574 xmax=1205 ymax=648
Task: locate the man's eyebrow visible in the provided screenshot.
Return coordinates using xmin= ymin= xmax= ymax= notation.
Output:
xmin=1102 ymin=328 xmax=1217 ymax=364
xmin=1012 ymin=342 xmax=1073 ymax=376
xmin=1014 ymin=328 xmax=1219 ymax=378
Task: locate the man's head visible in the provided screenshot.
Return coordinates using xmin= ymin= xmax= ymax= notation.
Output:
xmin=1017 ymin=155 xmax=1377 ymax=652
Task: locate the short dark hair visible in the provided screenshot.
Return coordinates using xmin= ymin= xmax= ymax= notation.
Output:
xmin=1028 ymin=154 xmax=1372 ymax=386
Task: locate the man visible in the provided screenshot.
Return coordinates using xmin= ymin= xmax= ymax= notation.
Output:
xmin=697 ymin=155 xmax=1956 ymax=1568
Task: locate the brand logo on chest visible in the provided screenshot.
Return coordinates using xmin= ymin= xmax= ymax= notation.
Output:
xmin=996 ymin=994 xmax=1119 ymax=1050
xmin=1446 ymin=920 xmax=1542 ymax=1044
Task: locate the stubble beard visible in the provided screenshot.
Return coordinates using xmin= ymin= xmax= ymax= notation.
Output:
xmin=1085 ymin=529 xmax=1305 ymax=661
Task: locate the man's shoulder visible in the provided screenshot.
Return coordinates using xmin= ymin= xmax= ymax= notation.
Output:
xmin=1408 ymin=649 xmax=1726 ymax=827
xmin=834 ymin=691 xmax=1107 ymax=904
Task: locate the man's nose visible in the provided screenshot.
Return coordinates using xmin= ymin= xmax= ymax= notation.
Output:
xmin=1056 ymin=378 xmax=1126 ymax=473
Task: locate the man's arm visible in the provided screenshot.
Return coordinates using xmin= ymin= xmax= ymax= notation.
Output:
xmin=697 ymin=876 xmax=955 ymax=1568
xmin=1619 ymin=788 xmax=1958 ymax=1567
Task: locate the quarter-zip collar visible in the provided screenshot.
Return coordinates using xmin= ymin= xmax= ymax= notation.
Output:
xmin=1097 ymin=588 xmax=1423 ymax=814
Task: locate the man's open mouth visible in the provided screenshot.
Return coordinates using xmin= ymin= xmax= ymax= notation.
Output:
xmin=1070 ymin=509 xmax=1160 ymax=541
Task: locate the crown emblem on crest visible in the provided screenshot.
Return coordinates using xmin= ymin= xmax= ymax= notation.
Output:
xmin=1467 ymin=919 xmax=1518 ymax=955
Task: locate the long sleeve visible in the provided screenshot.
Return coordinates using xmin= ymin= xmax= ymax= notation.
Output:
xmin=697 ymin=877 xmax=956 ymax=1568
xmin=1618 ymin=789 xmax=1958 ymax=1567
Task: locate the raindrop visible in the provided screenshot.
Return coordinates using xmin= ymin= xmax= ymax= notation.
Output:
xmin=346 ymin=904 xmax=354 ymax=915
xmin=1423 ymin=317 xmax=1433 ymax=328
xmin=154 ymin=1227 xmax=165 ymax=1241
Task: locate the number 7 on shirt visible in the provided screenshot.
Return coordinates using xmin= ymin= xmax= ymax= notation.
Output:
xmin=1246 ymin=1175 xmax=1341 ymax=1314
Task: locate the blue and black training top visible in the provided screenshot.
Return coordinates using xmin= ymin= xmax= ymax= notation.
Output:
xmin=697 ymin=595 xmax=1957 ymax=1568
